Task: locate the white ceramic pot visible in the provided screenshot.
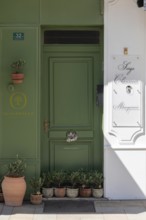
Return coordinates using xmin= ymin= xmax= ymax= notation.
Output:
xmin=92 ymin=188 xmax=103 ymax=198
xmin=42 ymin=187 xmax=54 ymax=198
xmin=66 ymin=188 xmax=79 ymax=198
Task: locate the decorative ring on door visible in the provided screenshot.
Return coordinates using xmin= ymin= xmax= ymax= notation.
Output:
xmin=66 ymin=130 xmax=78 ymax=142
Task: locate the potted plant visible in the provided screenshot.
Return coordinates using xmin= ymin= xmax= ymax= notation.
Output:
xmin=30 ymin=177 xmax=44 ymax=205
xmin=42 ymin=172 xmax=54 ymax=198
xmin=1 ymin=155 xmax=26 ymax=206
xmin=79 ymin=169 xmax=93 ymax=197
xmin=66 ymin=171 xmax=80 ymax=198
xmin=52 ymin=170 xmax=66 ymax=197
xmin=11 ymin=59 xmax=26 ymax=84
xmin=91 ymin=170 xmax=103 ymax=198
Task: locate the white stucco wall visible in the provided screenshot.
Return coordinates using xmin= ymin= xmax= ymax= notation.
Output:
xmin=104 ymin=0 xmax=146 ymax=199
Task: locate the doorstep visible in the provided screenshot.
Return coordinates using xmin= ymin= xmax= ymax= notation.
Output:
xmin=43 ymin=197 xmax=108 ymax=201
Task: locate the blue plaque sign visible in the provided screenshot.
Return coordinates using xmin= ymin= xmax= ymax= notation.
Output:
xmin=13 ymin=32 xmax=24 ymax=40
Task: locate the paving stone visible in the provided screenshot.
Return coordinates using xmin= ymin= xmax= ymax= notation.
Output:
xmin=0 ymin=200 xmax=146 ymax=220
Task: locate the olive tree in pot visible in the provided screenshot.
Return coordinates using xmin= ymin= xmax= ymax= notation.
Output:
xmin=79 ymin=169 xmax=93 ymax=197
xmin=30 ymin=177 xmax=44 ymax=205
xmin=42 ymin=172 xmax=54 ymax=198
xmin=91 ymin=170 xmax=103 ymax=198
xmin=2 ymin=155 xmax=27 ymax=206
xmin=66 ymin=171 xmax=80 ymax=198
xmin=52 ymin=170 xmax=66 ymax=197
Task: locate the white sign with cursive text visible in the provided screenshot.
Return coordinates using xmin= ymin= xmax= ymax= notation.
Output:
xmin=109 ymin=56 xmax=144 ymax=144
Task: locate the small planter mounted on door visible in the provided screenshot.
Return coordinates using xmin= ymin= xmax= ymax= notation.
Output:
xmin=11 ymin=59 xmax=26 ymax=84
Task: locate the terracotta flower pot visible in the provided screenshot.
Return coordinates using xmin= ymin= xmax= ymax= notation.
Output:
xmin=30 ymin=194 xmax=43 ymax=205
xmin=54 ymin=188 xmax=66 ymax=197
xmin=11 ymin=73 xmax=24 ymax=84
xmin=2 ymin=176 xmax=26 ymax=206
xmin=79 ymin=188 xmax=92 ymax=197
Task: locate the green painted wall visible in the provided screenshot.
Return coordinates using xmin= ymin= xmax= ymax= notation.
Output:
xmin=0 ymin=0 xmax=103 ymax=26
xmin=0 ymin=0 xmax=40 ymax=24
xmin=0 ymin=27 xmax=40 ymax=180
xmin=40 ymin=0 xmax=103 ymax=26
xmin=0 ymin=0 xmax=103 ymax=194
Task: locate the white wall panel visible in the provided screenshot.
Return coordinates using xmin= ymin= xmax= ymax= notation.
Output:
xmin=104 ymin=0 xmax=146 ymax=199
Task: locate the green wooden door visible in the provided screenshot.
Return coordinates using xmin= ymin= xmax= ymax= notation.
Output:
xmin=42 ymin=45 xmax=103 ymax=171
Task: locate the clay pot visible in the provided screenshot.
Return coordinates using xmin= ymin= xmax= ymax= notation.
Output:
xmin=30 ymin=194 xmax=43 ymax=205
xmin=54 ymin=188 xmax=66 ymax=197
xmin=2 ymin=176 xmax=26 ymax=206
xmin=79 ymin=188 xmax=92 ymax=197
xmin=11 ymin=73 xmax=24 ymax=84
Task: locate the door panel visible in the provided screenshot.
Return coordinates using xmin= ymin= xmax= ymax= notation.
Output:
xmin=50 ymin=141 xmax=93 ymax=170
xmin=42 ymin=45 xmax=102 ymax=171
xmin=50 ymin=57 xmax=92 ymax=128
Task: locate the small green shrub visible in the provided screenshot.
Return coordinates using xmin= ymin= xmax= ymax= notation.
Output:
xmin=6 ymin=155 xmax=26 ymax=177
xmin=30 ymin=177 xmax=44 ymax=195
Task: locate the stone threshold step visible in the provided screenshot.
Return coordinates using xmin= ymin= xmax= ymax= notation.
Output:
xmin=43 ymin=197 xmax=108 ymax=201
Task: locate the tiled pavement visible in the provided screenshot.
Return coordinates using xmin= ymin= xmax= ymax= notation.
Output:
xmin=0 ymin=199 xmax=146 ymax=220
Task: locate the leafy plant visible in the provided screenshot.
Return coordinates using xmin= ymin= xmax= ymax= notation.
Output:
xmin=78 ymin=169 xmax=93 ymax=188
xmin=11 ymin=59 xmax=26 ymax=73
xmin=42 ymin=172 xmax=53 ymax=188
xmin=67 ymin=171 xmax=80 ymax=188
xmin=30 ymin=177 xmax=44 ymax=195
xmin=6 ymin=155 xmax=26 ymax=177
xmin=91 ymin=170 xmax=103 ymax=189
xmin=52 ymin=170 xmax=67 ymax=188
